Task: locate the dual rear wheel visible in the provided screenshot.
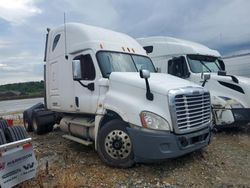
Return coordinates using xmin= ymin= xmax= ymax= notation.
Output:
xmin=24 ymin=109 xmax=55 ymax=135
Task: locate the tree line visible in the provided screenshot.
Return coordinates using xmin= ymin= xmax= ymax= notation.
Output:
xmin=0 ymin=81 xmax=44 ymax=100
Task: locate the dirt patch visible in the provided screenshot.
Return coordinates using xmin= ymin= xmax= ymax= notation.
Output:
xmin=14 ymin=126 xmax=250 ymax=188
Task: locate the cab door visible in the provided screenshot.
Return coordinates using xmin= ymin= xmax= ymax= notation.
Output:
xmin=72 ymin=50 xmax=99 ymax=114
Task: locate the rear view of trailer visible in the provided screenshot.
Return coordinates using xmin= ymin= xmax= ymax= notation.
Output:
xmin=0 ymin=119 xmax=37 ymax=188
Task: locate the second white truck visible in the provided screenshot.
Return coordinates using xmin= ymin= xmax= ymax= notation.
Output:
xmin=25 ymin=23 xmax=212 ymax=167
xmin=138 ymin=37 xmax=250 ymax=127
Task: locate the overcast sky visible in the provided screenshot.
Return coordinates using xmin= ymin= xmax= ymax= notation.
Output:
xmin=0 ymin=0 xmax=250 ymax=85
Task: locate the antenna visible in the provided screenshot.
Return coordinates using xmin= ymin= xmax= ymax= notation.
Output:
xmin=64 ymin=12 xmax=68 ymax=59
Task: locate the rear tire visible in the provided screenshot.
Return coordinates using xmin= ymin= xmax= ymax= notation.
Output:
xmin=23 ymin=112 xmax=33 ymax=132
xmin=0 ymin=129 xmax=7 ymax=145
xmin=32 ymin=109 xmax=55 ymax=135
xmin=32 ymin=115 xmax=46 ymax=135
xmin=23 ymin=102 xmax=45 ymax=132
xmin=97 ymin=119 xmax=135 ymax=168
xmin=5 ymin=126 xmax=29 ymax=142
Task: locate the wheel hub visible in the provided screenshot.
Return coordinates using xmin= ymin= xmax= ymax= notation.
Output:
xmin=113 ymin=139 xmax=123 ymax=150
xmin=104 ymin=130 xmax=132 ymax=159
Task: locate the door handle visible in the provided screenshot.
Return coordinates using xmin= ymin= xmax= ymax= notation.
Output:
xmin=75 ymin=97 xmax=79 ymax=107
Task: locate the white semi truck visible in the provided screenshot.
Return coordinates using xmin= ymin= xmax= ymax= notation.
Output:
xmin=24 ymin=23 xmax=212 ymax=167
xmin=137 ymin=37 xmax=250 ymax=127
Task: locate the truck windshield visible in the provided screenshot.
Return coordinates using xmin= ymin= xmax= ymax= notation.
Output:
xmin=187 ymin=55 xmax=221 ymax=73
xmin=97 ymin=51 xmax=156 ymax=78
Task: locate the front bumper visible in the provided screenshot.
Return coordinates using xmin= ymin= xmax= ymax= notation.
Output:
xmin=127 ymin=127 xmax=211 ymax=162
xmin=213 ymin=108 xmax=250 ymax=126
xmin=231 ymin=108 xmax=250 ymax=124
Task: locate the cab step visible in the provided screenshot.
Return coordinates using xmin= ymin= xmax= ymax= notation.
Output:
xmin=62 ymin=134 xmax=93 ymax=146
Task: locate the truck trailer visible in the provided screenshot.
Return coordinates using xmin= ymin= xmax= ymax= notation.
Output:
xmin=24 ymin=23 xmax=212 ymax=167
xmin=137 ymin=37 xmax=250 ymax=127
xmin=0 ymin=119 xmax=37 ymax=187
xmin=223 ymin=53 xmax=250 ymax=78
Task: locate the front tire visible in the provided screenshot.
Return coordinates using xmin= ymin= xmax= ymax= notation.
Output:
xmin=97 ymin=119 xmax=135 ymax=168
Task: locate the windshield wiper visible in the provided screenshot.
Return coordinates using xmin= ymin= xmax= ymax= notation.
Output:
xmin=199 ymin=60 xmax=212 ymax=72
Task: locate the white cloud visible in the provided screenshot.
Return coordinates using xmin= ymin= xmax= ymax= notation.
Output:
xmin=62 ymin=0 xmax=118 ymax=29
xmin=180 ymin=0 xmax=250 ymax=48
xmin=0 ymin=63 xmax=7 ymax=67
xmin=1 ymin=51 xmax=41 ymax=62
xmin=0 ymin=50 xmax=44 ymax=85
xmin=0 ymin=0 xmax=250 ymax=85
xmin=0 ymin=39 xmax=11 ymax=48
xmin=0 ymin=0 xmax=41 ymax=24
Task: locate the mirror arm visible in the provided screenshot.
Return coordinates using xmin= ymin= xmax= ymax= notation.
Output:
xmin=202 ymin=80 xmax=207 ymax=87
xmin=77 ymin=81 xmax=95 ymax=91
xmin=145 ymin=78 xmax=154 ymax=101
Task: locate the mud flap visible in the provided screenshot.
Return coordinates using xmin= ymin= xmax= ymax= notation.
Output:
xmin=0 ymin=146 xmax=37 ymax=188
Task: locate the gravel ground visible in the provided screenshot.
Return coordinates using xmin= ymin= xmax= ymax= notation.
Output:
xmin=16 ymin=126 xmax=250 ymax=188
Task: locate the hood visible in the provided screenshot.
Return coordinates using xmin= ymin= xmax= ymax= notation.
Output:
xmin=197 ymin=73 xmax=250 ymax=107
xmin=109 ymin=72 xmax=200 ymax=95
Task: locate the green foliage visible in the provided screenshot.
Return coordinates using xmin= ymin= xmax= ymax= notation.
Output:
xmin=0 ymin=81 xmax=44 ymax=94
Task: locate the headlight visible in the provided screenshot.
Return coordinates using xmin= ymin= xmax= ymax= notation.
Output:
xmin=218 ymin=96 xmax=244 ymax=108
xmin=230 ymin=103 xmax=244 ymax=108
xmin=140 ymin=111 xmax=170 ymax=131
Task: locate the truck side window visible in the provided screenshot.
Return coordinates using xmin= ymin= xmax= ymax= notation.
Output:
xmin=72 ymin=54 xmax=96 ymax=80
xmin=52 ymin=34 xmax=60 ymax=51
xmin=168 ymin=57 xmax=189 ymax=78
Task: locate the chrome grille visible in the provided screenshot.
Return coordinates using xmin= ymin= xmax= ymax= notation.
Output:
xmin=175 ymin=92 xmax=210 ymax=131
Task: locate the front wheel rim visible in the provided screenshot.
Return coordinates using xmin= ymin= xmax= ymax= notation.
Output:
xmin=104 ymin=130 xmax=132 ymax=159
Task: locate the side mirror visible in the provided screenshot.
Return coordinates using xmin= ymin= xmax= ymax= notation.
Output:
xmin=140 ymin=69 xmax=150 ymax=79
xmin=143 ymin=46 xmax=153 ymax=54
xmin=201 ymin=72 xmax=211 ymax=87
xmin=201 ymin=72 xmax=211 ymax=81
xmin=139 ymin=70 xmax=153 ymax=101
xmin=73 ymin=59 xmax=82 ymax=80
xmin=218 ymin=70 xmax=227 ymax=76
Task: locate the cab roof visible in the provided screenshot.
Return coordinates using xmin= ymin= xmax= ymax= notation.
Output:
xmin=137 ymin=36 xmax=221 ymax=58
xmin=49 ymin=23 xmax=146 ymax=55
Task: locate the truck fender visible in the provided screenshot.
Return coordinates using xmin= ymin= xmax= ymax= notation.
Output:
xmin=102 ymin=105 xmax=128 ymax=122
xmin=94 ymin=108 xmax=128 ymax=150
